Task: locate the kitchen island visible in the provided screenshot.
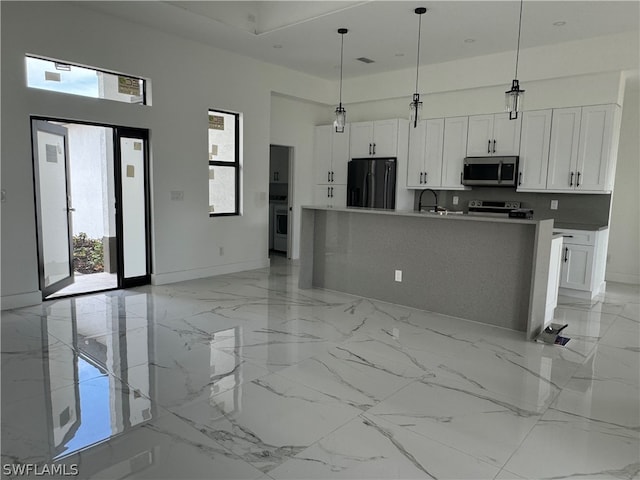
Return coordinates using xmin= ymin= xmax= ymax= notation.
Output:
xmin=299 ymin=206 xmax=557 ymax=339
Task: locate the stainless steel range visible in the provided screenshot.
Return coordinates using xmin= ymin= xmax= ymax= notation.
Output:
xmin=467 ymin=200 xmax=521 ymax=216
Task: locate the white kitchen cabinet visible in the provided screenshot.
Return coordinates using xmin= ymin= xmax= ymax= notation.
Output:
xmin=547 ymin=105 xmax=620 ymax=193
xmin=269 ymin=155 xmax=288 ymax=184
xmin=576 ymin=104 xmax=620 ymax=192
xmin=407 ymin=118 xmax=444 ymax=188
xmin=350 ymin=119 xmax=399 ymax=158
xmin=313 ymin=124 xmax=349 ymax=186
xmin=467 ymin=113 xmax=521 ymax=156
xmin=554 ymin=228 xmax=609 ymax=299
xmin=517 ymin=109 xmax=552 ymax=191
xmin=441 ymin=116 xmax=469 ymax=189
xmin=314 ymin=184 xmax=346 ymax=208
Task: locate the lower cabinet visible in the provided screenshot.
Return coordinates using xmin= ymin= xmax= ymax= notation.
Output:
xmin=554 ymin=228 xmax=609 ymax=299
xmin=314 ymin=184 xmax=346 ymax=208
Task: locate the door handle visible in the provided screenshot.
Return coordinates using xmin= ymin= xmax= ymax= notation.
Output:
xmin=68 ymin=208 xmax=76 ymax=212
xmin=460 ymin=172 xmax=463 ymax=184
xmin=487 ymin=140 xmax=491 ymax=154
xmin=564 ymin=247 xmax=569 ymax=263
xmin=497 ymin=161 xmax=503 ymax=184
xmin=576 ymin=171 xmax=581 ymax=187
xmin=493 ymin=139 xmax=496 ymax=154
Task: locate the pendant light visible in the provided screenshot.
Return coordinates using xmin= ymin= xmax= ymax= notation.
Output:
xmin=334 ymin=28 xmax=348 ymax=133
xmin=505 ymin=0 xmax=525 ymax=120
xmin=410 ymin=7 xmax=427 ymax=128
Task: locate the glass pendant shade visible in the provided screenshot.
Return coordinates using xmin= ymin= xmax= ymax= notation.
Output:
xmin=334 ymin=105 xmax=346 ymax=133
xmin=410 ymin=93 xmax=422 ymax=127
xmin=505 ymin=79 xmax=525 ymax=120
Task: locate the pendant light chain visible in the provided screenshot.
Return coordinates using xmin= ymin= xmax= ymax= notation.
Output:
xmin=514 ymin=0 xmax=523 ymax=79
xmin=339 ymin=30 xmax=345 ymax=106
xmin=415 ymin=11 xmax=423 ymax=93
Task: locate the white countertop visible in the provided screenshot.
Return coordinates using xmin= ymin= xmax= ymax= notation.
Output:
xmin=302 ymin=205 xmax=550 ymax=226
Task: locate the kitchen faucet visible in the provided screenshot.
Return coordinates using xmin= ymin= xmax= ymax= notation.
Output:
xmin=418 ymin=188 xmax=439 ymax=212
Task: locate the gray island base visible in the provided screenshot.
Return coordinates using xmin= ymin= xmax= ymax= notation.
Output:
xmin=299 ymin=206 xmax=556 ymax=340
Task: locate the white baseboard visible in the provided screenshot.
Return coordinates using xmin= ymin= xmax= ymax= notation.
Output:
xmin=605 ymin=272 xmax=640 ymax=285
xmin=1 ymin=291 xmax=42 ymax=311
xmin=151 ymin=258 xmax=270 ymax=286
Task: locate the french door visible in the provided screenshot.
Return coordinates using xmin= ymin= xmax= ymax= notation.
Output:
xmin=32 ymin=119 xmax=151 ymax=297
xmin=32 ymin=121 xmax=75 ymax=297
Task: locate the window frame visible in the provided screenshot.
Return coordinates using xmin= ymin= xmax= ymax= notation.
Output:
xmin=25 ymin=54 xmax=148 ymax=105
xmin=208 ymin=108 xmax=241 ymax=217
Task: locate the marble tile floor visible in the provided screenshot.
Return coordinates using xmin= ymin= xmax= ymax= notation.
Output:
xmin=1 ymin=258 xmax=638 ymax=479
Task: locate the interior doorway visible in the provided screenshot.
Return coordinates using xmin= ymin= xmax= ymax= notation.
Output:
xmin=268 ymin=145 xmax=293 ymax=259
xmin=31 ymin=118 xmax=151 ymax=299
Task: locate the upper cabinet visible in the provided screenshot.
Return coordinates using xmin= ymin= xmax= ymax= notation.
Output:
xmin=467 ymin=113 xmax=521 ymax=156
xmin=350 ymin=119 xmax=400 ymax=158
xmin=269 ymin=154 xmax=288 ymax=184
xmin=441 ymin=116 xmax=470 ymax=189
xmin=313 ymin=124 xmax=350 ymax=186
xmin=407 ymin=118 xmax=444 ymax=188
xmin=546 ymin=104 xmax=620 ymax=193
xmin=517 ymin=109 xmax=552 ymax=191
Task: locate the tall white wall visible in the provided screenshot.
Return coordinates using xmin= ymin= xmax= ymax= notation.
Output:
xmin=0 ymin=1 xmax=332 ymax=307
xmin=607 ymin=74 xmax=640 ymax=285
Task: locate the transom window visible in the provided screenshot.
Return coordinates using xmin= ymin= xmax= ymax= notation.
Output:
xmin=208 ymin=109 xmax=241 ymax=216
xmin=26 ymin=55 xmax=148 ymax=105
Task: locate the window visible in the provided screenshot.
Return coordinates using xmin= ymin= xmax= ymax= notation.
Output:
xmin=208 ymin=109 xmax=240 ymax=216
xmin=26 ymin=56 xmax=147 ymax=105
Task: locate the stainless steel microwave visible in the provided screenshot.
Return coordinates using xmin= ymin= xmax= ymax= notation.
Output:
xmin=462 ymin=156 xmax=518 ymax=187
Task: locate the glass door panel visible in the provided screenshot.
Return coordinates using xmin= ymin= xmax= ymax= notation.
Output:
xmin=32 ymin=120 xmax=74 ymax=296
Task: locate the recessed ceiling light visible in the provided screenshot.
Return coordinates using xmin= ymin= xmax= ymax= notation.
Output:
xmin=273 ymin=44 xmax=283 ymax=49
xmin=553 ymin=21 xmax=566 ymax=26
xmin=464 ymin=38 xmax=475 ymax=43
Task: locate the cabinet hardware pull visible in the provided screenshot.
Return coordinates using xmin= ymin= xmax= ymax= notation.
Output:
xmin=487 ymin=139 xmax=491 ymax=154
xmin=373 ymin=143 xmax=376 ymax=155
xmin=493 ymin=139 xmax=496 ymax=154
xmin=518 ymin=172 xmax=522 ymax=186
xmin=369 ymin=143 xmax=372 ymax=155
xmin=564 ymin=247 xmax=569 ymax=263
xmin=327 ymin=186 xmax=330 ymax=198
xmin=570 ymin=172 xmax=574 ymax=187
xmin=562 ymin=235 xmax=574 ymax=238
xmin=424 ymin=172 xmax=428 ymax=184
xmin=328 ymin=171 xmax=331 ymax=182
xmin=420 ymin=172 xmax=423 ymax=184
xmin=576 ymin=172 xmax=581 ymax=187
xmin=460 ymin=172 xmax=463 ymax=184
xmin=330 ymin=187 xmax=334 ymax=198
xmin=332 ymin=171 xmax=335 ymax=182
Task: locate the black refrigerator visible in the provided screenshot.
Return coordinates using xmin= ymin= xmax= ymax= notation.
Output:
xmin=347 ymin=157 xmax=397 ymax=209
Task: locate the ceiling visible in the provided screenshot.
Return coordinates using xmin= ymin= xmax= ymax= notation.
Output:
xmin=82 ymin=1 xmax=640 ymax=80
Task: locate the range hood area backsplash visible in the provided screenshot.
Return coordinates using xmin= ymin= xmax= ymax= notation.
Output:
xmin=413 ymin=189 xmax=612 ymax=227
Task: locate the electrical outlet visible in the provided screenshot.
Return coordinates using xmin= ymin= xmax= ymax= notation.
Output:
xmin=452 ymin=196 xmax=459 ymax=206
xmin=550 ymin=200 xmax=558 ymax=210
xmin=395 ymin=270 xmax=402 ymax=282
